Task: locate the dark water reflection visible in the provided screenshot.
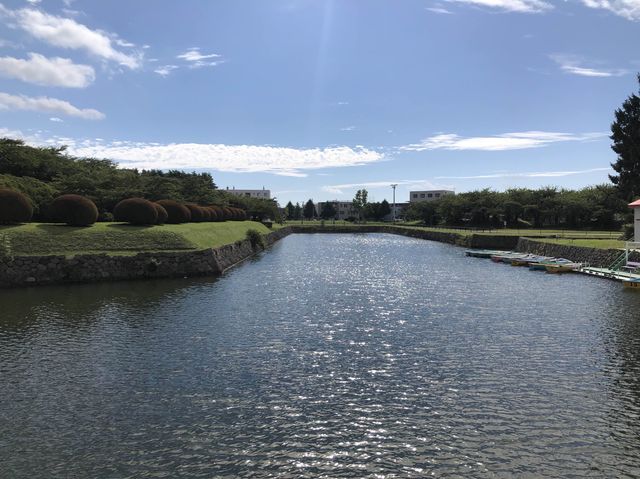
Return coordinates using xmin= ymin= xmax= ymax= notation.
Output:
xmin=2 ymin=233 xmax=640 ymax=478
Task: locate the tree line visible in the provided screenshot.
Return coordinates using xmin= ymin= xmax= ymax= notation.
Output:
xmin=0 ymin=139 xmax=279 ymax=221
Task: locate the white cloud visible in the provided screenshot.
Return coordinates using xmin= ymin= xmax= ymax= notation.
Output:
xmin=581 ymin=0 xmax=640 ymax=20
xmin=435 ymin=167 xmax=612 ymax=179
xmin=550 ymin=54 xmax=628 ymax=77
xmin=0 ymin=52 xmax=94 ymax=87
xmin=49 ymin=140 xmax=385 ymax=176
xmin=0 ymin=92 xmax=104 ymax=119
xmin=400 ymin=131 xmax=606 ymax=151
xmin=445 ymin=0 xmax=552 ymax=13
xmin=3 ymin=5 xmax=141 ymax=69
xmin=426 ymin=6 xmax=454 ymax=13
xmin=154 ymin=65 xmax=178 ymax=77
xmin=322 ymin=179 xmax=449 ymax=195
xmin=177 ymin=47 xmax=223 ymax=68
xmin=49 ymin=117 xmax=63 ymax=122
xmin=340 ymin=126 xmax=356 ymax=131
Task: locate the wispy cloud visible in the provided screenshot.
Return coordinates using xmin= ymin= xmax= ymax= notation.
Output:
xmin=340 ymin=126 xmax=356 ymax=131
xmin=444 ymin=0 xmax=552 ymax=13
xmin=49 ymin=117 xmax=63 ymax=122
xmin=1 ymin=5 xmax=142 ymax=68
xmin=0 ymin=92 xmax=104 ymax=119
xmin=581 ymin=0 xmax=640 ymax=21
xmin=550 ymin=54 xmax=628 ymax=77
xmin=400 ymin=131 xmax=606 ymax=152
xmin=177 ymin=47 xmax=223 ymax=68
xmin=426 ymin=6 xmax=454 ymax=14
xmin=154 ymin=65 xmax=179 ymax=77
xmin=436 ymin=167 xmax=612 ymax=179
xmin=322 ymin=179 xmax=450 ymax=195
xmin=0 ymin=52 xmax=94 ymax=87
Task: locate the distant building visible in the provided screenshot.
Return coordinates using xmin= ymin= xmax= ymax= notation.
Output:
xmin=409 ymin=190 xmax=454 ymax=203
xmin=226 ymin=187 xmax=271 ymax=199
xmin=316 ymin=200 xmax=358 ymax=220
xmin=384 ymin=202 xmax=410 ymax=221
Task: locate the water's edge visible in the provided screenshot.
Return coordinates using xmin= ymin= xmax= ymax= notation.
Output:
xmin=0 ymin=225 xmax=622 ymax=288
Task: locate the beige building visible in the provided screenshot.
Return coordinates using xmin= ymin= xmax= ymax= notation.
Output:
xmin=316 ymin=201 xmax=358 ymax=220
xmin=409 ymin=190 xmax=454 ymax=203
xmin=226 ymin=187 xmax=271 ymax=199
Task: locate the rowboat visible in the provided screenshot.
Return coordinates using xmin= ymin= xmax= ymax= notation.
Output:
xmin=490 ymin=253 xmax=525 ymax=263
xmin=529 ymin=258 xmax=572 ymax=271
xmin=465 ymin=250 xmax=511 ymax=259
xmin=510 ymin=255 xmax=550 ymax=266
xmin=623 ymin=279 xmax=640 ymax=289
xmin=544 ymin=262 xmax=582 ymax=273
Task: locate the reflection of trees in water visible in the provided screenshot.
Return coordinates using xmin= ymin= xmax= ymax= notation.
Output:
xmin=0 ymin=276 xmax=218 ymax=337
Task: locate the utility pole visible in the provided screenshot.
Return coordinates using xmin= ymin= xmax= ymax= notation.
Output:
xmin=391 ymin=184 xmax=398 ymax=222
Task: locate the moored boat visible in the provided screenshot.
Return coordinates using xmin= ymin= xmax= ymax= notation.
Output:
xmin=529 ymin=258 xmax=572 ymax=271
xmin=545 ymin=262 xmax=582 ymax=273
xmin=623 ymin=278 xmax=640 ymax=289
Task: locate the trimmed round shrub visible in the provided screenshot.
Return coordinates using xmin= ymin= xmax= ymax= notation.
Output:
xmin=0 ymin=188 xmax=33 ymax=224
xmin=113 ymin=198 xmax=158 ymax=225
xmin=231 ymin=207 xmax=243 ymax=220
xmin=222 ymin=207 xmax=234 ymax=221
xmin=156 ymin=200 xmax=191 ymax=224
xmin=154 ymin=203 xmax=168 ymax=224
xmin=51 ymin=194 xmax=98 ymax=226
xmin=185 ymin=204 xmax=206 ymax=222
xmin=200 ymin=207 xmax=212 ymax=222
xmin=205 ymin=206 xmax=219 ymax=222
xmin=210 ymin=205 xmax=224 ymax=222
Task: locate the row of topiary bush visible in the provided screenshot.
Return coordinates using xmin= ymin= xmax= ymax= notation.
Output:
xmin=0 ymin=189 xmax=249 ymax=226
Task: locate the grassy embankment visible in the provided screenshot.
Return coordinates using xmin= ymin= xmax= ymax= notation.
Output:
xmin=286 ymin=220 xmax=624 ymax=248
xmin=0 ymin=221 xmax=274 ymax=256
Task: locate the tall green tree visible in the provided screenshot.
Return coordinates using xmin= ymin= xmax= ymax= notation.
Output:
xmin=610 ymin=75 xmax=640 ymax=201
xmin=285 ymin=201 xmax=295 ymax=219
xmin=294 ymin=202 xmax=302 ymax=220
xmin=320 ymin=202 xmax=337 ymax=219
xmin=303 ymin=199 xmax=316 ymax=219
xmin=352 ymin=189 xmax=368 ymax=220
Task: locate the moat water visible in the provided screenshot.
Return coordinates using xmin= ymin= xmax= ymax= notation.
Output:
xmin=2 ymin=233 xmax=640 ymax=477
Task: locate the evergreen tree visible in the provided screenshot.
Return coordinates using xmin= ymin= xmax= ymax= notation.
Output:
xmin=303 ymin=199 xmax=316 ymax=219
xmin=285 ymin=201 xmax=295 ymax=219
xmin=294 ymin=202 xmax=302 ymax=220
xmin=610 ymin=75 xmax=640 ymax=201
xmin=320 ymin=202 xmax=337 ymax=219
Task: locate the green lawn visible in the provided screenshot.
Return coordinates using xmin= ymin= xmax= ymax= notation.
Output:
xmin=0 ymin=221 xmax=273 ymax=256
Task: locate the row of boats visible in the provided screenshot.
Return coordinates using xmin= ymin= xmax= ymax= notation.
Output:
xmin=465 ymin=250 xmax=583 ymax=273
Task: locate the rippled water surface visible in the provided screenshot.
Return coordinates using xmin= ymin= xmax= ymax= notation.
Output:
xmin=3 ymin=233 xmax=640 ymax=478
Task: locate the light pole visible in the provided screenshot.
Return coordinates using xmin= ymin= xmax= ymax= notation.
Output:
xmin=391 ymin=184 xmax=398 ymax=222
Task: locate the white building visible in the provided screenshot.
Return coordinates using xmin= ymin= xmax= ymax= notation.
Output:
xmin=630 ymin=199 xmax=640 ymax=241
xmin=226 ymin=187 xmax=271 ymax=199
xmin=409 ymin=190 xmax=454 ymax=203
xmin=316 ymin=201 xmax=357 ymax=220
xmin=384 ymin=202 xmax=410 ymax=221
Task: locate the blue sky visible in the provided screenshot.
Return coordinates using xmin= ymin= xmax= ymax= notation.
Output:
xmin=0 ymin=0 xmax=638 ymax=205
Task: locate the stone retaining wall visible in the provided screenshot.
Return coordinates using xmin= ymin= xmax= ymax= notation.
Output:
xmin=0 ymin=227 xmax=295 ymax=288
xmin=515 ymin=238 xmax=639 ymax=268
